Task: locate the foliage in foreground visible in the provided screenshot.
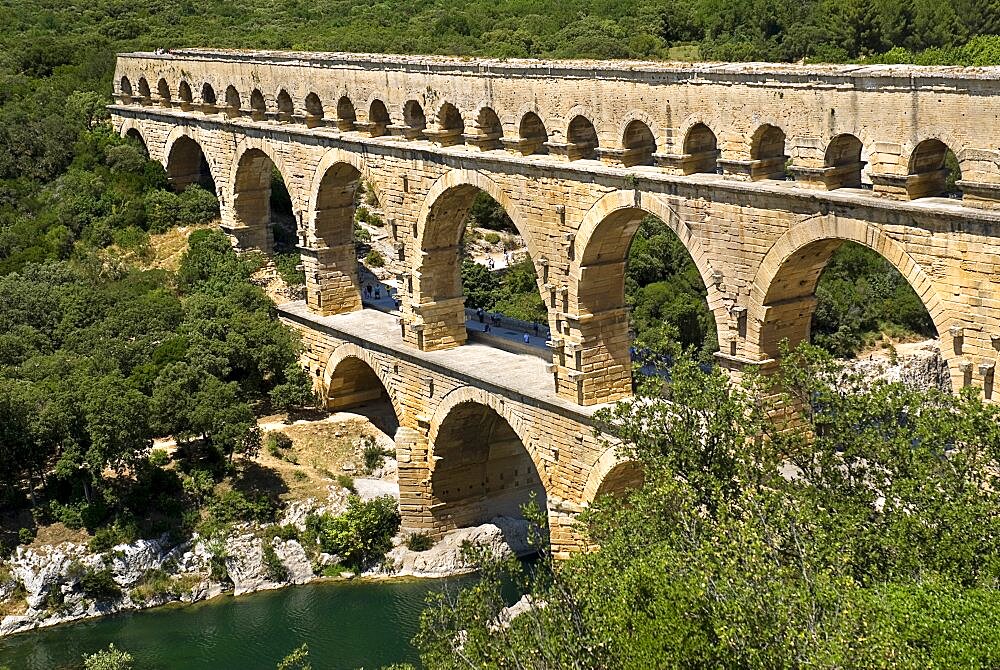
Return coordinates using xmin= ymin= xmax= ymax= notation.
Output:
xmin=83 ymin=644 xmax=133 ymax=670
xmin=415 ymin=345 xmax=1000 ymax=668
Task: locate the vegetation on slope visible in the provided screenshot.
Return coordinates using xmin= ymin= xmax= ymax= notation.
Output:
xmin=415 ymin=346 xmax=1000 ymax=667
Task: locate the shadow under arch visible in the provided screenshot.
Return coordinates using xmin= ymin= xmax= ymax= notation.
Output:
xmin=164 ymin=133 xmax=216 ymax=193
xmin=120 ymin=124 xmax=149 ymax=157
xmin=409 ymin=168 xmax=548 ymax=351
xmin=570 ymin=190 xmax=724 ymax=404
xmin=321 ymin=343 xmax=403 ymax=439
xmin=426 ymin=387 xmax=547 ymax=532
xmin=747 ymin=218 xmax=952 ymax=388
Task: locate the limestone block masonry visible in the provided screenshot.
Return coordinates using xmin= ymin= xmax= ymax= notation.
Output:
xmin=111 ymin=49 xmax=1000 ymax=554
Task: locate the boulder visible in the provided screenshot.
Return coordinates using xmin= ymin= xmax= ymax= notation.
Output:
xmin=386 ymin=517 xmax=538 ymax=578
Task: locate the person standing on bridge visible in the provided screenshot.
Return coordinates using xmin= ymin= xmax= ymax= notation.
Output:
xmin=523 ymin=332 xmax=530 ymax=344
xmin=477 ymin=307 xmax=485 ymax=323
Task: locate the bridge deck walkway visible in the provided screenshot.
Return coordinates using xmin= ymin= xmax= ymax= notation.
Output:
xmin=278 ymin=301 xmax=607 ymax=423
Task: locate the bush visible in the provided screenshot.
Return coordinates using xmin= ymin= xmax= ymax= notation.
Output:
xmin=207 ymin=489 xmax=278 ymax=526
xmin=17 ymin=527 xmax=33 ymax=545
xmin=364 ymin=249 xmax=385 ymax=268
xmin=83 ymin=643 xmax=133 ymax=670
xmin=263 ymin=543 xmax=289 ymax=582
xmin=355 ymin=205 xmax=370 ymax=223
xmin=148 ymin=449 xmax=170 ymax=467
xmin=312 ymin=496 xmax=400 ymax=569
xmin=337 ymin=474 xmax=357 ymax=493
xmin=273 ymin=524 xmax=300 ymax=541
xmin=88 ymin=523 xmax=137 ymax=553
xmin=406 ymin=532 xmax=434 ymax=552
xmin=274 ymin=253 xmax=305 ymax=286
xmin=265 ymin=431 xmax=293 ymax=456
xmin=484 ymin=232 xmax=501 ymax=245
xmin=368 ymin=213 xmax=385 ymax=228
xmin=177 ymin=185 xmax=219 ymax=226
xmin=80 ymin=567 xmax=122 ymax=601
xmin=361 ymin=436 xmax=392 ymax=474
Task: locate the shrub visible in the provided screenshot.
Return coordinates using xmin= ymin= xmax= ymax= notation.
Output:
xmin=265 ymin=431 xmax=293 ymax=455
xmin=361 ymin=436 xmax=392 ymax=474
xmin=80 ymin=567 xmax=122 ymax=601
xmin=17 ymin=528 xmax=33 ymax=546
xmin=336 ymin=474 xmax=357 ymax=493
xmin=406 ymin=532 xmax=435 ymax=552
xmin=263 ymin=543 xmax=289 ymax=582
xmin=292 ymin=470 xmax=307 ymax=481
xmin=364 ymin=249 xmax=385 ymax=268
xmin=88 ymin=523 xmax=137 ymax=553
xmin=368 ymin=213 xmax=385 ymax=228
xmin=364 ymin=184 xmax=379 ymax=207
xmin=83 ymin=643 xmax=134 ymax=670
xmin=274 ymin=524 xmax=300 ymax=541
xmin=274 ymin=253 xmax=305 ymax=286
xmin=355 ymin=205 xmax=370 ymax=223
xmin=148 ymin=449 xmax=170 ymax=467
xmin=177 ymin=185 xmax=219 ymax=226
xmin=354 ymin=224 xmax=371 ymax=243
xmin=277 ymin=643 xmax=311 ymax=670
xmin=484 ymin=232 xmax=501 ymax=245
xmin=207 ymin=489 xmax=278 ymax=525
xmin=312 ymin=495 xmax=401 ymax=569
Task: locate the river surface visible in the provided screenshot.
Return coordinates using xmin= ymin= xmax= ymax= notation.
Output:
xmin=0 ymin=577 xmax=471 ymax=670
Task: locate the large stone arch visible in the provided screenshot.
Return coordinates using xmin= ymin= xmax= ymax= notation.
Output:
xmin=162 ymin=126 xmax=221 ymax=193
xmin=116 ymin=119 xmax=151 ymax=157
xmin=409 ymin=168 xmax=547 ymax=351
xmin=581 ymin=443 xmax=644 ymax=505
xmin=568 ymin=189 xmax=726 ymax=405
xmin=301 ymin=148 xmax=387 ymax=315
xmin=320 ymin=342 xmax=404 ymax=427
xmin=425 ymin=385 xmax=548 ymax=531
xmin=225 ymin=137 xmax=302 ymax=253
xmin=747 ymin=216 xmax=953 ymax=385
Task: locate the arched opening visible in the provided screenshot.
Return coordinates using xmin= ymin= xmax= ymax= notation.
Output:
xmin=908 ymin=139 xmax=962 ymax=199
xmin=124 ymin=128 xmax=148 ymax=157
xmin=402 ymin=100 xmax=426 ymax=139
xmin=305 ymin=92 xmax=324 ymax=128
xmin=750 ymin=124 xmax=788 ymax=180
xmin=517 ymin=112 xmax=548 ymax=155
xmin=433 ymin=102 xmax=465 ymax=146
xmin=682 ymin=123 xmax=719 ymax=174
xmin=231 ymin=148 xmax=295 ymax=254
xmin=166 ymin=136 xmax=216 ymax=194
xmin=200 ymin=83 xmax=217 ymax=112
xmin=621 ymin=120 xmax=656 ymax=167
xmin=430 ymin=401 xmax=546 ymax=531
xmin=413 ymin=181 xmax=547 ymax=353
xmin=823 ymin=134 xmax=864 ymax=190
xmin=469 ymin=107 xmax=502 ymax=150
xmin=574 ymin=206 xmax=717 ymax=404
xmin=250 ymin=89 xmax=266 ymax=121
xmin=367 ymin=100 xmax=389 ymax=137
xmin=594 ymin=461 xmax=644 ymax=499
xmin=224 ymin=85 xmax=241 ymax=118
xmin=156 ymin=78 xmax=171 ymax=107
xmin=336 ymin=96 xmax=356 ymax=131
xmin=758 ymin=239 xmax=939 ymax=374
xmin=567 ymin=115 xmax=598 ymax=160
xmin=325 ymin=357 xmax=400 ymax=440
xmin=178 ymin=81 xmax=193 ymax=111
xmin=304 ymin=162 xmax=368 ymax=316
xmin=137 ymin=77 xmax=151 ymax=105
xmin=276 ymin=89 xmax=294 ymax=122
xmin=119 ymin=76 xmax=133 ymax=103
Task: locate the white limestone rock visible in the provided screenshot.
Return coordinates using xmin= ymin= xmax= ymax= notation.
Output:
xmin=273 ymin=540 xmax=314 ymax=584
xmin=386 ymin=517 xmax=537 ymax=578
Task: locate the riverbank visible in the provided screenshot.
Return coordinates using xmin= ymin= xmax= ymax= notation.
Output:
xmin=0 ymin=502 xmax=534 ymax=638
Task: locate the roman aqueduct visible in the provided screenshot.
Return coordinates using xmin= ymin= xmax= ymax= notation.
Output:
xmin=111 ymin=49 xmax=1000 ymax=555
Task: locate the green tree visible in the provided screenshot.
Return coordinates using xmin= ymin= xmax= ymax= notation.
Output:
xmin=83 ymin=644 xmax=133 ymax=670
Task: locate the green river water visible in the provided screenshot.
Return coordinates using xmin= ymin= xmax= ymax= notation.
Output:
xmin=0 ymin=577 xmax=471 ymax=670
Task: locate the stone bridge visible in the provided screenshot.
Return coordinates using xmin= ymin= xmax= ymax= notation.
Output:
xmin=110 ymin=49 xmax=1000 ymax=555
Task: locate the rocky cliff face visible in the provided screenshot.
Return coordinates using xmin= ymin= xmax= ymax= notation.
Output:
xmin=845 ymin=340 xmax=951 ymax=393
xmin=0 ymin=508 xmax=534 ymax=637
